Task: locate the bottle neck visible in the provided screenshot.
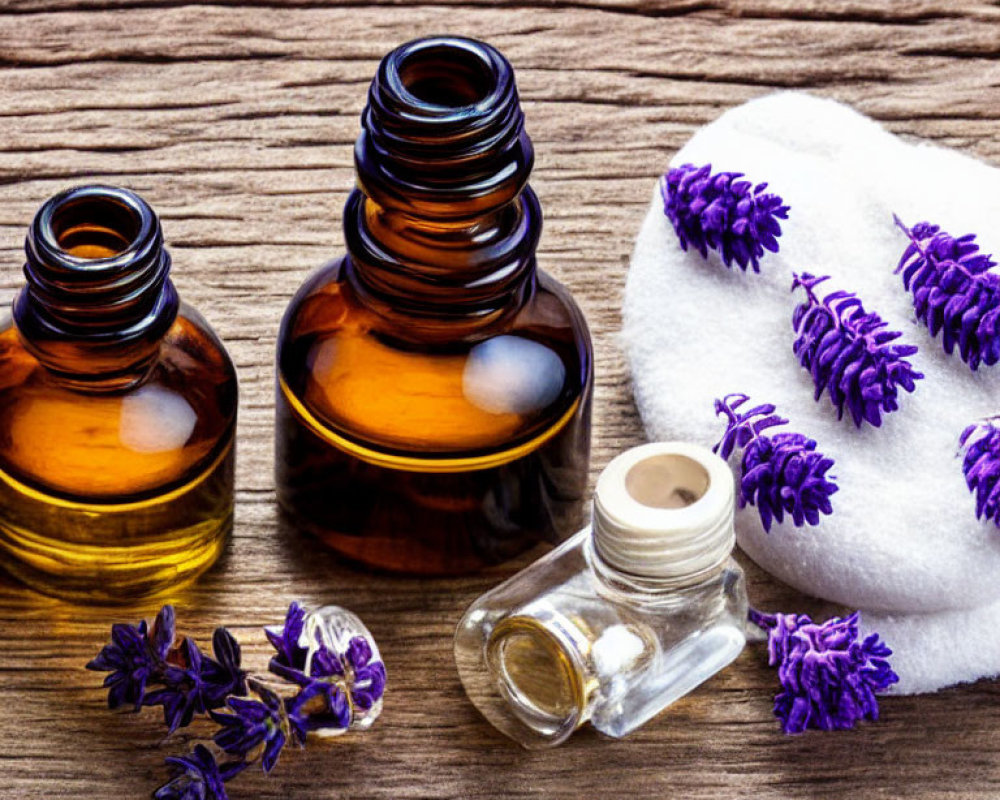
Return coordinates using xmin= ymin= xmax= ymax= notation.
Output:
xmin=344 ymin=37 xmax=540 ymax=325
xmin=587 ymin=534 xmax=732 ymax=600
xmin=13 ymin=185 xmax=179 ymax=392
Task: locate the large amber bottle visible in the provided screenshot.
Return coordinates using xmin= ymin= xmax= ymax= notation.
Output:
xmin=0 ymin=185 xmax=238 ymax=602
xmin=276 ymin=37 xmax=593 ymax=574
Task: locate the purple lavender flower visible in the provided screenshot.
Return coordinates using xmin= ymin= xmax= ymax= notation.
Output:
xmin=791 ymin=272 xmax=922 ymax=427
xmin=154 ymin=745 xmax=238 ymax=800
xmin=144 ymin=630 xmax=248 ymax=734
xmin=894 ymin=216 xmax=1000 ymax=370
xmin=714 ymin=393 xmax=838 ymax=532
xmin=264 ymin=604 xmax=386 ymax=735
xmin=749 ymin=609 xmax=898 ymax=734
xmin=661 ymin=163 xmax=789 ymax=272
xmin=95 ymin=604 xmax=384 ymax=799
xmin=160 ymin=675 xmax=346 ymax=800
xmin=264 ymin=602 xmax=310 ymax=683
xmin=310 ymin=644 xmax=345 ymax=679
xmin=146 ymin=638 xmax=216 ymax=734
xmin=212 ymin=685 xmax=287 ymax=773
xmin=88 ymin=607 xmax=246 ymax=733
xmin=264 ymin=604 xmax=385 ymax=711
xmin=201 ymin=629 xmax=247 ymax=708
xmin=86 ymin=605 xmax=174 ymax=711
xmin=151 ymin=606 xmax=177 ymax=659
xmin=345 ymin=636 xmax=387 ymax=711
xmin=285 ymin=680 xmax=351 ymax=739
xmin=959 ymin=417 xmax=1000 ymax=526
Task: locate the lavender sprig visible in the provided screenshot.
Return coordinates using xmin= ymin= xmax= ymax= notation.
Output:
xmin=264 ymin=601 xmax=310 ymax=684
xmin=264 ymin=602 xmax=354 ymax=686
xmin=959 ymin=417 xmax=1000 ymax=527
xmin=86 ymin=605 xmax=174 ymax=711
xmin=791 ymin=272 xmax=922 ymax=427
xmin=264 ymin=602 xmax=387 ymax=713
xmin=894 ymin=216 xmax=1000 ymax=370
xmin=172 ymin=604 xmax=384 ymax=797
xmin=345 ymin=636 xmax=388 ymax=711
xmin=749 ymin=608 xmax=898 ymax=734
xmin=161 ymin=676 xmax=350 ymax=800
xmin=90 ymin=604 xmax=386 ymax=800
xmin=86 ymin=606 xmax=246 ymax=733
xmin=661 ymin=163 xmax=789 ymax=272
xmin=154 ymin=745 xmax=242 ymax=800
xmin=285 ymin=679 xmax=351 ymax=739
xmin=714 ymin=393 xmax=838 ymax=532
xmin=211 ymin=685 xmax=291 ymax=774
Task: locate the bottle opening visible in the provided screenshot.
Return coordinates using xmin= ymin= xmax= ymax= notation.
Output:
xmin=483 ymin=616 xmax=585 ymax=747
xmin=17 ymin=184 xmax=177 ymax=389
xmin=49 ymin=193 xmax=142 ymax=260
xmin=398 ymin=43 xmax=495 ymax=108
xmin=624 ymin=454 xmax=710 ymax=510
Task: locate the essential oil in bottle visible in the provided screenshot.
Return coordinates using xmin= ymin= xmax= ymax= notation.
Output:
xmin=275 ymin=37 xmax=593 ymax=574
xmin=0 ymin=185 xmax=238 ymax=602
xmin=454 ymin=442 xmax=748 ymax=748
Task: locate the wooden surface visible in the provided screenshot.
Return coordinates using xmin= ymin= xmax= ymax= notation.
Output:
xmin=2 ymin=1 xmax=1000 ymax=797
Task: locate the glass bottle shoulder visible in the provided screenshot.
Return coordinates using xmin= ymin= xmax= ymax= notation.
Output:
xmin=277 ymin=256 xmax=593 ymax=455
xmin=464 ymin=528 xmax=746 ymax=622
xmin=0 ymin=304 xmax=237 ymax=502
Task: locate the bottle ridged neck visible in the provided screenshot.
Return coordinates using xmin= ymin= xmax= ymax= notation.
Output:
xmin=346 ymin=36 xmax=540 ymax=321
xmin=14 ymin=185 xmax=179 ymax=390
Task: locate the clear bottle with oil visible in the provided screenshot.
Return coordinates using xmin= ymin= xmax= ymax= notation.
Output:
xmin=454 ymin=442 xmax=748 ymax=748
xmin=275 ymin=37 xmax=593 ymax=574
xmin=0 ymin=185 xmax=237 ymax=602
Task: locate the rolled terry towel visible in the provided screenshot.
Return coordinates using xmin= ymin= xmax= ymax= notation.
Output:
xmin=623 ymin=92 xmax=1000 ymax=694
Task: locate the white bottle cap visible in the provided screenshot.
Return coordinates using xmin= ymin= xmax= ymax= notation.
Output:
xmin=592 ymin=441 xmax=736 ymax=581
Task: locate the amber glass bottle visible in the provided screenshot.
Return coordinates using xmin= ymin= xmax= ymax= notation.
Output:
xmin=0 ymin=185 xmax=238 ymax=602
xmin=276 ymin=37 xmax=593 ymax=574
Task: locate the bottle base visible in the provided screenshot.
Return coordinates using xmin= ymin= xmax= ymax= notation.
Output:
xmin=0 ymin=514 xmax=231 ymax=604
xmin=275 ymin=380 xmax=590 ymax=575
xmin=0 ymin=445 xmax=234 ymax=604
xmin=278 ymin=500 xmax=551 ymax=576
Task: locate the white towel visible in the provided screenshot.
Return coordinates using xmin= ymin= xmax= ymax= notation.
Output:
xmin=622 ymin=92 xmax=1000 ymax=694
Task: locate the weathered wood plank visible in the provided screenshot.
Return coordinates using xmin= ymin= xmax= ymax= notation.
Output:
xmin=1 ymin=2 xmax=1000 ymax=798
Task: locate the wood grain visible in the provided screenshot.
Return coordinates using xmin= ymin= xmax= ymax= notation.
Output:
xmin=2 ymin=1 xmax=1000 ymax=798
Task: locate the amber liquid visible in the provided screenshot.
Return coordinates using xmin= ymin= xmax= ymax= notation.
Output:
xmin=487 ymin=616 xmax=589 ymax=729
xmin=276 ymin=259 xmax=592 ymax=574
xmin=0 ymin=309 xmax=237 ymax=602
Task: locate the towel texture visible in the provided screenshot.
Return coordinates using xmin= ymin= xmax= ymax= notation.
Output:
xmin=623 ymin=92 xmax=1000 ymax=694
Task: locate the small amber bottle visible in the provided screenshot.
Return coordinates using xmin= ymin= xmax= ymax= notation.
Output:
xmin=0 ymin=185 xmax=238 ymax=602
xmin=276 ymin=37 xmax=594 ymax=574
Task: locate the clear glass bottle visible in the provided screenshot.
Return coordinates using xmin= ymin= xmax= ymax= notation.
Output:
xmin=0 ymin=185 xmax=238 ymax=602
xmin=275 ymin=37 xmax=593 ymax=574
xmin=455 ymin=442 xmax=748 ymax=748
